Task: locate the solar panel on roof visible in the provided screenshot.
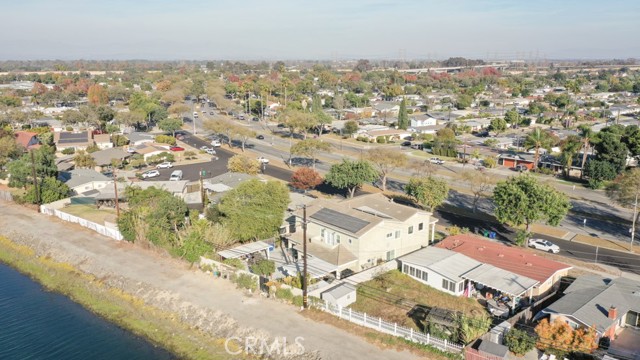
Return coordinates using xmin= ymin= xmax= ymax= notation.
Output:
xmin=59 ymin=132 xmax=88 ymax=144
xmin=310 ymin=208 xmax=370 ymax=234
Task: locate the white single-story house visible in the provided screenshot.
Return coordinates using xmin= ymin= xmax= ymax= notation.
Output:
xmin=58 ymin=169 xmax=112 ymax=196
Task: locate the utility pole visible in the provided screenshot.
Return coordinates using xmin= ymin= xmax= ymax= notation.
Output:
xmin=113 ymin=169 xmax=120 ymax=218
xmin=29 ymin=150 xmax=40 ymax=209
xmin=302 ymin=204 xmax=308 ymax=309
xmin=200 ymin=168 xmax=205 ymax=205
xmin=630 ymin=192 xmax=638 ymax=252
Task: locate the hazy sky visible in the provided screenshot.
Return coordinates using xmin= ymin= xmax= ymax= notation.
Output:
xmin=1 ymin=0 xmax=638 ymax=60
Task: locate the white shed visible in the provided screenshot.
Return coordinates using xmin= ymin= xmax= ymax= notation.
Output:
xmin=321 ymin=282 xmax=356 ymax=308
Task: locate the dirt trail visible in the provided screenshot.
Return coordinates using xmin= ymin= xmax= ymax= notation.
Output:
xmin=0 ymin=201 xmax=419 ymax=360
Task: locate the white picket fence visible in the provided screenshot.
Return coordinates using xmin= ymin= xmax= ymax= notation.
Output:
xmin=40 ymin=206 xmax=123 ymax=241
xmin=311 ymin=299 xmax=464 ymax=354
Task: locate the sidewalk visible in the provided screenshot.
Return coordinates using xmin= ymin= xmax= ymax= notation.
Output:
xmin=531 ymin=223 xmax=639 ymax=253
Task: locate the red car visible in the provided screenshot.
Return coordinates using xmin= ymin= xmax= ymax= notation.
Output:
xmin=169 ymin=146 xmax=185 ymax=151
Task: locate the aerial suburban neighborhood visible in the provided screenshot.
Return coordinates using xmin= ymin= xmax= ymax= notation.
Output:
xmin=1 ymin=5 xmax=640 ymax=357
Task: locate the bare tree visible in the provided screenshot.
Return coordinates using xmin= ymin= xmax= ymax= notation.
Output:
xmin=364 ymin=148 xmax=408 ymax=191
xmin=461 ymin=170 xmax=495 ymax=213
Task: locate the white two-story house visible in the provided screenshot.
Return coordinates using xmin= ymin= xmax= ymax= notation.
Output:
xmin=284 ymin=193 xmax=438 ymax=278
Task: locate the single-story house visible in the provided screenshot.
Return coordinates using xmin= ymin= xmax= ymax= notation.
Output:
xmin=125 ymin=132 xmax=155 ymax=146
xmin=58 ymin=169 xmax=112 ymax=196
xmin=321 ymin=282 xmax=357 ymax=308
xmin=435 ymin=235 xmax=572 ymax=296
xmin=372 ymin=101 xmax=400 ymax=116
xmin=93 ymin=134 xmax=113 ymax=150
xmin=497 ymin=153 xmax=535 ymax=170
xmin=91 ymin=148 xmax=131 ymax=171
xmin=410 ymin=124 xmax=446 ymax=135
xmin=398 ymin=247 xmax=539 ymax=306
xmin=284 ymin=193 xmax=438 ymax=278
xmin=134 ymin=144 xmax=172 ymax=161
xmin=356 ymin=128 xmax=412 ymax=142
xmin=132 ymin=180 xmax=189 ymax=198
xmin=535 ymin=275 xmax=640 ymax=342
xmin=203 ymin=172 xmax=257 ymax=204
xmin=14 ymin=131 xmax=41 ymax=150
xmin=54 ymin=131 xmax=93 ymax=151
xmin=410 ymin=115 xmax=437 ymax=128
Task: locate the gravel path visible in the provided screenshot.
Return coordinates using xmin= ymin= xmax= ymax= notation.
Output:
xmin=0 ymin=201 xmax=419 ymax=360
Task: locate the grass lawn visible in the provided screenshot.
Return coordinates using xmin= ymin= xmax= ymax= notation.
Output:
xmin=351 ymin=270 xmax=487 ymax=329
xmin=62 ymin=204 xmax=117 ymax=224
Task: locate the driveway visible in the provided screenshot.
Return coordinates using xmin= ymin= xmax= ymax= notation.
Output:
xmin=0 ymin=201 xmax=419 ymax=360
xmin=609 ymin=327 xmax=640 ymax=360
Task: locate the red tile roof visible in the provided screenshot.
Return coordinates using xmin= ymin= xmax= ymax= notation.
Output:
xmin=14 ymin=131 xmax=40 ymax=149
xmin=434 ymin=235 xmax=571 ymax=283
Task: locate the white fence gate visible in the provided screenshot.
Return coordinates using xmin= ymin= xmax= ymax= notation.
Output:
xmin=311 ymin=298 xmax=464 ymax=354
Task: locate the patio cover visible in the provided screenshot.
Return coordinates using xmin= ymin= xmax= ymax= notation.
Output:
xmin=218 ymin=241 xmax=271 ymax=259
xmin=462 ymin=263 xmax=539 ymax=297
xmin=280 ymin=256 xmax=341 ymax=279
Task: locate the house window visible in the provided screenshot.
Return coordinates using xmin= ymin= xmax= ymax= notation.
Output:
xmin=321 ymin=228 xmax=325 ymax=238
xmin=415 ymin=269 xmax=422 ymax=279
xmin=408 ymin=226 xmax=414 ymax=234
xmin=395 ymin=230 xmax=401 ymax=238
xmin=386 ymin=250 xmax=395 ymax=261
xmin=418 ymin=223 xmax=424 ymax=231
xmin=403 ymin=264 xmax=409 ymax=273
xmin=386 ymin=232 xmax=393 ymax=238
xmin=442 ymin=279 xmax=455 ymax=292
xmin=449 ymin=282 xmax=455 ymax=292
xmin=336 ymin=234 xmax=341 ymax=243
xmin=409 ymin=266 xmax=415 ymax=277
xmin=422 ymin=271 xmax=428 ymax=281
xmin=458 ymin=282 xmax=464 ymax=293
xmin=442 ymin=279 xmax=449 ymax=290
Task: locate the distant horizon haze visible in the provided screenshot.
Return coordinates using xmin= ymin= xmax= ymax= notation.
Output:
xmin=1 ymin=0 xmax=638 ymax=61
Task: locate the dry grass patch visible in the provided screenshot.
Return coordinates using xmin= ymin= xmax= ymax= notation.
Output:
xmin=572 ymin=234 xmax=639 ymax=253
xmin=530 ymin=223 xmax=570 ymax=239
xmin=351 ymin=270 xmax=486 ymax=329
xmin=62 ymin=204 xmax=117 ymax=224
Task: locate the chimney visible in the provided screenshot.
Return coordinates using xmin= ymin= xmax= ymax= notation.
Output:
xmin=608 ymin=306 xmax=618 ymax=319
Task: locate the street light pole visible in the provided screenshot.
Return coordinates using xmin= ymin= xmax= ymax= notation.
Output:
xmin=631 ymin=192 xmax=638 ymax=252
xmin=302 ymin=205 xmax=308 ymax=309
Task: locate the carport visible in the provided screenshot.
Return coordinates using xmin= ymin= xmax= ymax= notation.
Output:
xmin=218 ymin=241 xmax=272 ymax=260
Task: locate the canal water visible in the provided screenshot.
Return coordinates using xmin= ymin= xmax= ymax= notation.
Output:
xmin=0 ymin=262 xmax=175 ymax=360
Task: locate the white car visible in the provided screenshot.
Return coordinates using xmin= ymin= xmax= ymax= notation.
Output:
xmin=141 ymin=170 xmax=160 ymax=179
xmin=429 ymin=157 xmax=445 ymax=165
xmin=205 ymin=148 xmax=216 ymax=155
xmin=156 ymin=162 xmax=173 ymax=169
xmin=257 ymin=156 xmax=269 ymax=164
xmin=528 ymin=239 xmax=560 ymax=253
xmin=211 ymin=140 xmax=221 ymax=147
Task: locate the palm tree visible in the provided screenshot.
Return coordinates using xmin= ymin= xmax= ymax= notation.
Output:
xmin=578 ymin=124 xmax=593 ymax=178
xmin=524 ymin=128 xmax=552 ymax=171
xmin=560 ymin=135 xmax=581 ymax=178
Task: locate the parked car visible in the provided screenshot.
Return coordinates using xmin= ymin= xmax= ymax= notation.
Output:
xmin=141 ymin=170 xmax=160 ymax=179
xmin=200 ymin=146 xmax=210 ymax=151
xmin=169 ymin=146 xmax=185 ymax=151
xmin=257 ymin=156 xmax=269 ymax=164
xmin=209 ymin=111 xmax=215 ymax=115
xmin=528 ymin=238 xmax=560 ymax=253
xmin=256 ymin=135 xmax=265 ymax=140
xmin=401 ymin=141 xmax=412 ymax=147
xmin=429 ymin=157 xmax=445 ymax=165
xmin=156 ymin=162 xmax=173 ymax=169
xmin=515 ymin=165 xmax=528 ymax=172
xmin=252 ymin=117 xmax=260 ymax=122
xmin=169 ymin=170 xmax=183 ymax=181
xmin=205 ymin=148 xmax=216 ymax=155
xmin=211 ymin=140 xmax=221 ymax=147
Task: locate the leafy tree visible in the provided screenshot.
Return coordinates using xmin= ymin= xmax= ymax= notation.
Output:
xmin=404 ymin=176 xmax=449 ymax=212
xmin=364 ymin=148 xmax=407 ymax=191
xmin=23 ymin=177 xmax=70 ymax=204
xmin=73 ymin=150 xmax=97 ymax=169
xmin=158 ymin=118 xmax=183 ymax=137
xmin=227 ymin=154 xmax=260 ymax=175
xmin=455 ymin=94 xmax=473 ymax=110
xmin=250 ymin=259 xmax=276 ymax=277
xmin=493 ymin=175 xmax=571 ymax=233
xmin=489 ymin=117 xmax=507 ymax=135
xmin=87 ymin=84 xmax=108 ymax=105
xmin=578 ymin=124 xmax=594 ymax=178
xmin=175 ymin=219 xmax=236 ymax=263
xmin=505 ymin=328 xmax=536 ymax=356
xmin=397 ymin=98 xmax=409 ymax=130
xmin=290 ymin=139 xmax=331 ymax=170
xmin=607 ymin=168 xmax=640 ymax=247
xmin=278 ymin=109 xmax=317 ymax=139
xmin=483 ymin=156 xmax=496 ymax=168
xmin=431 ymin=127 xmax=458 ymax=157
xmin=0 ymin=131 xmax=20 ymax=167
xmin=559 ymin=135 xmax=581 ymax=178
xmin=343 ymin=120 xmax=358 ymax=137
xmin=111 ymin=134 xmax=129 ymax=147
xmin=524 ymin=128 xmax=553 ymax=170
xmin=311 ymin=95 xmax=332 ymax=136
xmin=290 ymin=168 xmax=323 ymax=192
xmin=584 ymin=160 xmax=617 ymax=189
xmin=594 ymin=131 xmax=628 ymax=173
xmin=217 ymin=179 xmax=289 ymax=241
xmin=233 ymin=125 xmax=256 ymax=152
xmin=154 ymin=134 xmax=176 ymax=145
xmin=324 ymin=159 xmax=378 ymax=198
xmin=535 ymin=318 xmax=597 ymax=355
xmin=7 ymin=145 xmax=57 ymax=188
xmin=504 ymin=108 xmax=521 ymax=127
xmin=461 ymin=170 xmax=494 ymax=213
xmin=622 ymin=125 xmax=640 ymax=156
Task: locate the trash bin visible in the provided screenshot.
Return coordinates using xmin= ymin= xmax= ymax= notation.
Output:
xmin=482 ymin=229 xmax=490 ymax=237
xmin=490 ymin=232 xmax=496 ymax=239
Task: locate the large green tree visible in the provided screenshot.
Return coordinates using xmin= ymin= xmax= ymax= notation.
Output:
xmin=404 ymin=176 xmax=449 ymax=212
xmin=217 ymin=179 xmax=289 ymax=241
xmin=290 ymin=139 xmax=331 ymax=170
xmin=606 ymin=168 xmax=640 ymax=250
xmin=158 ymin=118 xmax=183 ymax=137
xmin=493 ymin=175 xmax=571 ymax=233
xmin=23 ymin=177 xmax=70 ymax=204
xmin=397 ymin=98 xmax=409 ymax=130
xmin=594 ymin=131 xmax=628 ymax=173
xmin=324 ymin=159 xmax=378 ymax=198
xmin=489 ymin=117 xmax=507 ymax=135
xmin=7 ymin=145 xmax=57 ymax=188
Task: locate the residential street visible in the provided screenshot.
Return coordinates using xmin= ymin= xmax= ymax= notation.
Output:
xmin=0 ymin=201 xmax=420 ymax=360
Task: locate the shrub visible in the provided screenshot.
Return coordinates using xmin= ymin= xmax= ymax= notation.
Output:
xmin=223 ymin=258 xmax=245 ymax=270
xmin=61 ymin=147 xmax=75 ymax=155
xmin=376 ymin=136 xmax=386 ymax=144
xmin=65 ymin=126 xmax=73 ymax=131
xmin=514 ymin=230 xmax=531 ymax=247
xmin=184 ymin=151 xmax=197 ymax=160
xmin=292 ymin=295 xmax=304 ymax=307
xmin=233 ymin=273 xmax=257 ymax=291
xmin=250 ymin=259 xmax=275 ymax=277
xmin=505 ymin=328 xmax=536 ymax=356
xmin=85 ymin=144 xmax=100 ymax=153
xmin=155 ymin=135 xmax=176 ymax=145
xmin=483 ymin=157 xmax=496 ymax=168
xmin=275 ymin=287 xmax=294 ymax=302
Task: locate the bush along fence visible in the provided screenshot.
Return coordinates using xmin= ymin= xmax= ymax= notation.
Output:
xmin=310 ymin=298 xmax=464 ymax=354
